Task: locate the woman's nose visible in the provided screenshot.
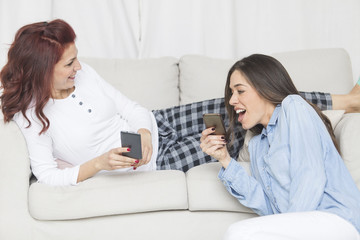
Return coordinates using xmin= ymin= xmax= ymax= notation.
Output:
xmin=74 ymin=60 xmax=82 ymax=71
xmin=229 ymin=93 xmax=238 ymax=106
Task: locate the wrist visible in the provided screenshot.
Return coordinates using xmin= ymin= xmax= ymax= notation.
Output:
xmin=93 ymin=156 xmax=103 ymax=171
xmin=137 ymin=128 xmax=151 ymax=135
xmin=219 ymin=155 xmax=232 ymax=169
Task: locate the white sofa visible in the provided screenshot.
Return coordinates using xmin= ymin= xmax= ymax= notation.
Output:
xmin=0 ymin=48 xmax=359 ymax=240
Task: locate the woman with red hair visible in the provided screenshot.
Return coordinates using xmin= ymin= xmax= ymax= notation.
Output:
xmin=1 ymin=19 xmax=360 ymax=186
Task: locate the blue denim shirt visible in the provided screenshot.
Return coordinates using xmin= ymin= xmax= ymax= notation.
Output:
xmin=219 ymin=95 xmax=360 ymax=232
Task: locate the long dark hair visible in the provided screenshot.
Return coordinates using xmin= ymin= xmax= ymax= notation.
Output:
xmin=0 ymin=19 xmax=76 ymax=134
xmin=224 ymin=54 xmax=340 ymax=154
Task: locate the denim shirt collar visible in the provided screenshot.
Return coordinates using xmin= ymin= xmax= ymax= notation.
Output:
xmin=261 ymin=104 xmax=281 ymax=138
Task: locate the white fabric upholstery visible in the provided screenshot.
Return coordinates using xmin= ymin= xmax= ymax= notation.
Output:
xmin=29 ymin=170 xmax=188 ymax=220
xmin=80 ymin=57 xmax=180 ymax=110
xmin=179 ymin=55 xmax=235 ymax=104
xmin=272 ymin=48 xmax=354 ymax=94
xmin=186 ymin=162 xmax=253 ymax=213
xmin=335 ymin=113 xmax=360 ymax=186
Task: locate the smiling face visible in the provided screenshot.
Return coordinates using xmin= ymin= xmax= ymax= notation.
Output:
xmin=51 ymin=42 xmax=81 ymax=99
xmin=229 ymin=70 xmax=275 ymax=130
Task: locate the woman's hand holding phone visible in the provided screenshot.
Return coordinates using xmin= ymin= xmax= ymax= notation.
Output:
xmin=201 ymin=114 xmax=231 ymax=168
xmin=136 ymin=128 xmax=153 ymax=169
xmin=96 ymin=147 xmax=140 ymax=171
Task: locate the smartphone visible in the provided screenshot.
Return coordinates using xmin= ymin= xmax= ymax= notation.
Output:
xmin=203 ymin=113 xmax=226 ymax=135
xmin=120 ymin=131 xmax=142 ymax=159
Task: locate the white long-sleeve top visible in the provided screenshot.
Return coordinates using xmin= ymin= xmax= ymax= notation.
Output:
xmin=14 ymin=62 xmax=158 ymax=186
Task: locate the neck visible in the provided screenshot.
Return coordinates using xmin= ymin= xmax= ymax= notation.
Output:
xmin=52 ymin=87 xmax=74 ymax=99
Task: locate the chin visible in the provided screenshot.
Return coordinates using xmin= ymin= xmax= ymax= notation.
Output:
xmin=240 ymin=123 xmax=249 ymax=130
xmin=241 ymin=122 xmax=256 ymax=130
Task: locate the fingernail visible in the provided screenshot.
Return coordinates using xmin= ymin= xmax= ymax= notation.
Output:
xmin=211 ymin=127 xmax=215 ymax=131
xmin=127 ymin=148 xmax=131 ymax=151
xmin=135 ymin=160 xmax=139 ymax=163
xmin=221 ymin=136 xmax=225 ymax=139
xmin=133 ymin=167 xmax=137 ymax=170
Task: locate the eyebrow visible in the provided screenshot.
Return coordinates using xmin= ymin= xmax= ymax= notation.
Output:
xmin=231 ymin=83 xmax=246 ymax=88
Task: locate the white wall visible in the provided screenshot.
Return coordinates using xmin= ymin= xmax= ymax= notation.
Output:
xmin=1 ymin=0 xmax=359 ymax=84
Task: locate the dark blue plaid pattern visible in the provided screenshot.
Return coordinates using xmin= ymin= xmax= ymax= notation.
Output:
xmin=153 ymin=92 xmax=332 ymax=172
xmin=299 ymin=91 xmax=332 ymax=110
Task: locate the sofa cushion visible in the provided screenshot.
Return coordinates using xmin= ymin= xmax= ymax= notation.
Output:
xmin=29 ymin=170 xmax=188 ymax=220
xmin=179 ymin=55 xmax=235 ymax=105
xmin=186 ymin=162 xmax=254 ymax=214
xmin=80 ymin=57 xmax=180 ymax=110
xmin=334 ymin=113 xmax=360 ymax=188
xmin=272 ymin=48 xmax=354 ymax=94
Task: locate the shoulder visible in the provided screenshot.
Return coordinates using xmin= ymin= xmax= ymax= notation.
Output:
xmin=75 ymin=61 xmax=104 ymax=88
xmin=281 ymin=94 xmax=308 ymax=108
xmin=280 ymin=94 xmax=314 ymax=115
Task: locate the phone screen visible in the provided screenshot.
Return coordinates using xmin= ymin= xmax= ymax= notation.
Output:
xmin=120 ymin=131 xmax=142 ymax=159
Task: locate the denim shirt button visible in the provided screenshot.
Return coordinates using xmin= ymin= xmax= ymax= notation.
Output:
xmin=88 ymin=109 xmax=92 ymax=113
xmin=71 ymin=94 xmax=76 ymax=98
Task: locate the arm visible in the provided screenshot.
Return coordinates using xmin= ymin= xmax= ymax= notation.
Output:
xmin=15 ymin=109 xmax=139 ymax=186
xmin=219 ymin=159 xmax=274 ymax=215
xmin=14 ymin=113 xmax=80 ymax=186
xmin=87 ymin=63 xmax=153 ymax=132
xmin=200 ymin=127 xmax=273 ymax=215
xmin=84 ymin=63 xmax=154 ymax=165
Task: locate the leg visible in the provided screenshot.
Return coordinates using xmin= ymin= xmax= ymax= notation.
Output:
xmin=299 ymin=91 xmax=332 ymax=110
xmin=332 ymin=80 xmax=360 ymax=113
xmin=153 ymin=98 xmax=245 ymax=171
xmin=224 ymin=211 xmax=360 ymax=240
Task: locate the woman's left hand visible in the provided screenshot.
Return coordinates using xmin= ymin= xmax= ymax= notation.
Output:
xmin=135 ymin=128 xmax=153 ymax=168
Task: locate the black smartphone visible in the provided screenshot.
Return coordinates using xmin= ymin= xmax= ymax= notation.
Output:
xmin=120 ymin=131 xmax=142 ymax=159
xmin=203 ymin=113 xmax=226 ymax=135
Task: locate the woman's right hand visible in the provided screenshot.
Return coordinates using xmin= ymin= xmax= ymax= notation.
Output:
xmin=78 ymin=147 xmax=138 ymax=183
xmin=200 ymin=127 xmax=231 ymax=168
xmin=96 ymin=147 xmax=139 ymax=171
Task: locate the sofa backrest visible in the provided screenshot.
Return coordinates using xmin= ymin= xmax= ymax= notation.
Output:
xmin=79 ymin=57 xmax=179 ymax=111
xmin=80 ymin=48 xmax=354 ymax=111
xmin=179 ymin=48 xmax=354 ymax=106
xmin=272 ymin=48 xmax=354 ymax=94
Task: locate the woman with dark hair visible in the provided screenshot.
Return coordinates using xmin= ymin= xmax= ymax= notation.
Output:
xmin=200 ymin=54 xmax=360 ymax=239
xmin=1 ymin=19 xmax=360 ymax=188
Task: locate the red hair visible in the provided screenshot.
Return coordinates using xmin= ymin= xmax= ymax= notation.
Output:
xmin=0 ymin=19 xmax=76 ymax=134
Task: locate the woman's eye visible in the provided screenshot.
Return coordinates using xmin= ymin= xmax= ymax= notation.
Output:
xmin=66 ymin=62 xmax=73 ymax=67
xmin=237 ymin=90 xmax=244 ymax=94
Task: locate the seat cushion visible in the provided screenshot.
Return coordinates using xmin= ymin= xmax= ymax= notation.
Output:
xmin=186 ymin=162 xmax=254 ymax=214
xmin=29 ymin=170 xmax=188 ymax=220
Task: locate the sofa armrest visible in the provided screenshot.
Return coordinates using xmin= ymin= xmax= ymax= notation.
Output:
xmin=0 ymin=121 xmax=33 ymax=238
xmin=334 ymin=113 xmax=360 ymax=188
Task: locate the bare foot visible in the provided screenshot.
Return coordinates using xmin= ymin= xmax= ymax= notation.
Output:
xmin=332 ymin=81 xmax=360 ymax=113
xmin=350 ymin=79 xmax=360 ymax=95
